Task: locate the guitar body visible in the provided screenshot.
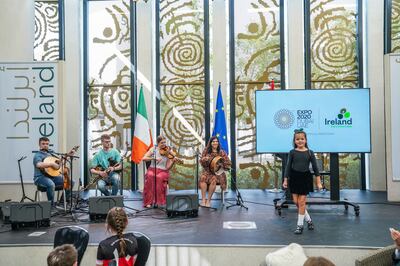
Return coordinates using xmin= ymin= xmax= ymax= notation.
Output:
xmin=43 ymin=156 xmax=62 ymax=177
xmin=42 ymin=146 xmax=79 ymax=189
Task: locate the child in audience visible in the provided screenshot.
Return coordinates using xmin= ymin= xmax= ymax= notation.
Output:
xmin=96 ymin=207 xmax=138 ymax=266
xmin=283 ymin=129 xmax=322 ymax=234
xmin=47 ymin=244 xmax=78 ymax=266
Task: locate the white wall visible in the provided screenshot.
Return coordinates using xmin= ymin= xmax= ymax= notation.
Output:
xmin=0 ymin=0 xmax=34 ymax=61
xmin=385 ymin=54 xmax=400 ymax=201
xmin=286 ymin=0 xmax=305 ymax=89
xmin=136 ymin=1 xmax=154 ymax=191
xmin=365 ymin=0 xmax=386 ymax=191
xmin=62 ymin=0 xmax=82 ymax=189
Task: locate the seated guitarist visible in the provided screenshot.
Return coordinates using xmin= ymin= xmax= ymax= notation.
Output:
xmin=33 ymin=137 xmax=74 ymax=206
xmin=90 ymin=134 xmax=122 ymax=196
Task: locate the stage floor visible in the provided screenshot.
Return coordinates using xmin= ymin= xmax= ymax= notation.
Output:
xmin=0 ymin=189 xmax=399 ymax=248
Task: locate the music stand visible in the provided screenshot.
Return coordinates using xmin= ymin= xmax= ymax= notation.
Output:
xmin=17 ymin=156 xmax=34 ymax=203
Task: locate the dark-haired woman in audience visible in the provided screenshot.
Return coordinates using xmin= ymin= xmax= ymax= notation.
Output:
xmin=96 ymin=207 xmax=138 ymax=266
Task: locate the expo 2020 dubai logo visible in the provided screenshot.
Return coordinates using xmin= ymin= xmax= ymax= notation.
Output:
xmin=274 ymin=109 xmax=295 ymax=129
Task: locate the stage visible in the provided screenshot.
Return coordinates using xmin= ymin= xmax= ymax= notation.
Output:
xmin=0 ymin=189 xmax=398 ymax=248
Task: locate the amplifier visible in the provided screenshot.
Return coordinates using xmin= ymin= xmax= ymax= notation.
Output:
xmin=9 ymin=201 xmax=51 ymax=230
xmin=166 ymin=193 xmax=198 ymax=218
xmin=88 ymin=196 xmax=124 ymax=220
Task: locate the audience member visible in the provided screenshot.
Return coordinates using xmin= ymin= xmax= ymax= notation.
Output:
xmin=303 ymin=256 xmax=335 ymax=266
xmin=96 ymin=207 xmax=138 ymax=266
xmin=47 ymin=244 xmax=78 ymax=266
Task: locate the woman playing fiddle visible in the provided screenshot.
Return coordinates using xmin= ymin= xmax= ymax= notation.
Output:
xmin=199 ymin=136 xmax=231 ymax=207
xmin=141 ymin=135 xmax=180 ymax=208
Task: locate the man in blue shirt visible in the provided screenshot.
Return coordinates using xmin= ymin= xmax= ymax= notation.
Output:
xmin=33 ymin=137 xmax=66 ymax=205
xmin=90 ymin=134 xmax=122 ymax=196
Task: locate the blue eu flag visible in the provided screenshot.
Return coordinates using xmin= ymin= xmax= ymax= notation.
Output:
xmin=212 ymin=84 xmax=229 ymax=154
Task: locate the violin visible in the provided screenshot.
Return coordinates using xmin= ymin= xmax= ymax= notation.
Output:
xmin=159 ymin=146 xmax=183 ymax=164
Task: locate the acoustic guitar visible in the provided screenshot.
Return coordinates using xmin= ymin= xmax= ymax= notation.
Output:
xmin=92 ymin=158 xmax=121 ymax=182
xmin=42 ymin=146 xmax=79 ymax=177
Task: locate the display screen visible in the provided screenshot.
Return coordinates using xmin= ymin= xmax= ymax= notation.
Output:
xmin=255 ymin=89 xmax=371 ymax=153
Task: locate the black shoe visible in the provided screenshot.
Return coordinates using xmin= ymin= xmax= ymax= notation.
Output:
xmin=307 ymin=220 xmax=314 ymax=230
xmin=294 ymin=225 xmax=304 ymax=234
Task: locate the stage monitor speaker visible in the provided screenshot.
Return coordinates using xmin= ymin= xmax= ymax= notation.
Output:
xmin=0 ymin=201 xmax=17 ymax=223
xmin=89 ymin=196 xmax=124 ymax=220
xmin=9 ymin=201 xmax=51 ymax=230
xmin=166 ymin=193 xmax=198 ymax=218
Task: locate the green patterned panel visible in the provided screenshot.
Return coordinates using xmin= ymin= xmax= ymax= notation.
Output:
xmin=87 ymin=1 xmax=132 ymax=189
xmin=234 ymin=0 xmax=282 ymax=189
xmin=310 ymin=0 xmax=360 ymax=189
xmin=392 ymin=0 xmax=400 ymax=52
xmin=160 ymin=0 xmax=205 ymax=190
xmin=34 ymin=1 xmax=59 ymax=61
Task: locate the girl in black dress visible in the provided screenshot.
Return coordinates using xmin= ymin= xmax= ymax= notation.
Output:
xmin=283 ymin=130 xmax=322 ymax=234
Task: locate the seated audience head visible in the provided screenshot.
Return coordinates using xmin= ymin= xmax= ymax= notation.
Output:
xmin=106 ymin=207 xmax=129 ymax=257
xmin=47 ymin=244 xmax=78 ymax=266
xmin=303 ymin=256 xmax=335 ymax=266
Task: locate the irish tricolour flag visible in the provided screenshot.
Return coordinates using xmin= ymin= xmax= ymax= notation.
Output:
xmin=131 ymin=86 xmax=153 ymax=163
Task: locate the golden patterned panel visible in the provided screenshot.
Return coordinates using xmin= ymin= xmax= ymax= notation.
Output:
xmin=34 ymin=1 xmax=59 ymax=61
xmin=87 ymin=0 xmax=132 ymax=188
xmin=310 ymin=0 xmax=358 ymax=89
xmin=392 ymin=0 xmax=400 ymax=52
xmin=159 ymin=0 xmax=205 ymax=190
xmin=310 ymin=0 xmax=361 ymax=188
xmin=89 ymin=0 xmax=131 ymax=84
xmin=234 ymin=0 xmax=282 ymax=189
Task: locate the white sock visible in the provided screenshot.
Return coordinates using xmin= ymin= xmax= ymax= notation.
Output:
xmin=304 ymin=210 xmax=311 ymax=222
xmin=297 ymin=214 xmax=305 ymax=226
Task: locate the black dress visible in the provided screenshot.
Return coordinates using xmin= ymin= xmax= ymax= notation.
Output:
xmin=284 ymin=149 xmax=320 ymax=195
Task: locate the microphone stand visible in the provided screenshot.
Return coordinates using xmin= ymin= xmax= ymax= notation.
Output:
xmin=152 ymin=145 xmax=165 ymax=211
xmin=56 ymin=152 xmax=79 ymax=214
xmin=195 ymin=149 xmax=199 ymax=195
xmin=136 ymin=145 xmax=165 ymax=213
xmin=226 ymin=171 xmax=248 ymax=210
xmin=18 ymin=156 xmax=34 ymax=202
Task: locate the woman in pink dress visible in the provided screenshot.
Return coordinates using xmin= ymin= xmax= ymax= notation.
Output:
xmin=142 ymin=136 xmax=177 ymax=208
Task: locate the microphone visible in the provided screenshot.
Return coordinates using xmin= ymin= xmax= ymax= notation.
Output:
xmin=18 ymin=156 xmax=27 ymax=161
